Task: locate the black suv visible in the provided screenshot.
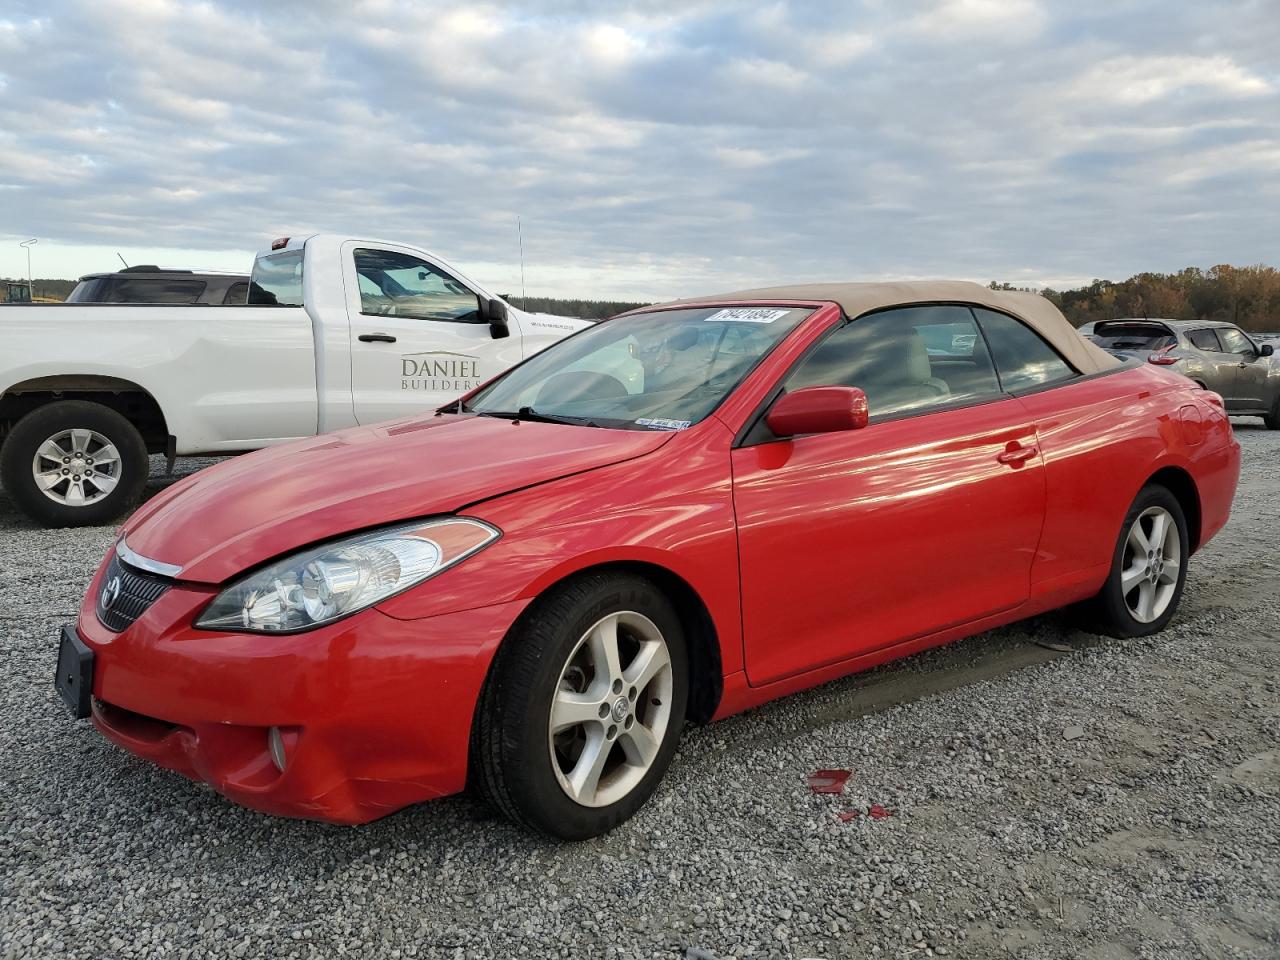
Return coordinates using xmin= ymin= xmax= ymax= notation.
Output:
xmin=65 ymin=267 xmax=249 ymax=305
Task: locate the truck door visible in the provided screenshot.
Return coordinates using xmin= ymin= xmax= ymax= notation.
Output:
xmin=343 ymin=244 xmax=523 ymax=425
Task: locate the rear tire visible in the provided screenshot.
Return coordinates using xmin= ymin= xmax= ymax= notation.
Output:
xmin=1089 ymin=485 xmax=1189 ymax=639
xmin=0 ymin=401 xmax=149 ymax=527
xmin=471 ymin=572 xmax=688 ymax=840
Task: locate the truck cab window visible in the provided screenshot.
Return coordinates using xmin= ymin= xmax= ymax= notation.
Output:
xmin=249 ymin=251 xmax=304 ymax=306
xmin=353 ymin=248 xmax=481 ymax=323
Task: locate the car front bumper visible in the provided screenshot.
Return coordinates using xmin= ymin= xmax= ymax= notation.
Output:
xmin=71 ymin=566 xmax=529 ymax=825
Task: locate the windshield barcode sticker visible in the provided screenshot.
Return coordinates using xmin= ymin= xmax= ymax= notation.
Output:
xmin=636 ymin=418 xmax=692 ymax=431
xmin=704 ymin=308 xmax=789 ymax=323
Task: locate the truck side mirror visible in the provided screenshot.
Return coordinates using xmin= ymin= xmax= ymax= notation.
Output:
xmin=486 ymin=298 xmax=510 ymax=339
xmin=1261 ymin=343 xmax=1274 ymax=357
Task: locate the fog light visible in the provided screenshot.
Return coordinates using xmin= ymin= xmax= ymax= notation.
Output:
xmin=268 ymin=726 xmax=288 ymax=772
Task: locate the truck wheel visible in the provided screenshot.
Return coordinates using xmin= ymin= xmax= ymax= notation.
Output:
xmin=471 ymin=572 xmax=689 ymax=840
xmin=1088 ymin=485 xmax=1189 ymax=639
xmin=0 ymin=401 xmax=149 ymax=527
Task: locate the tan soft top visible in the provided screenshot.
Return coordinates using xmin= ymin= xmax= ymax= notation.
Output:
xmin=674 ymin=280 xmax=1118 ymax=375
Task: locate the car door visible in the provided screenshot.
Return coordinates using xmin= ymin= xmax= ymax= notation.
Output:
xmin=343 ymin=243 xmax=523 ymax=425
xmin=732 ymin=305 xmax=1046 ymax=686
xmin=1217 ymin=327 xmax=1267 ymax=410
xmin=1184 ymin=328 xmax=1235 ymax=399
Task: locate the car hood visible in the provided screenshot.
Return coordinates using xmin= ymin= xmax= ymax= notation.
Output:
xmin=123 ymin=414 xmax=672 ymax=584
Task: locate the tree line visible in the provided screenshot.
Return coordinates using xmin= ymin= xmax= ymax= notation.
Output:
xmin=521 ymin=265 xmax=1280 ymax=329
xmin=992 ymin=264 xmax=1280 ymax=332
xmin=0 ymin=277 xmax=78 ymax=301
xmin=502 ymin=295 xmax=649 ymax=319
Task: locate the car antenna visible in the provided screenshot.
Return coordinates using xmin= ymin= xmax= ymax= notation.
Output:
xmin=116 ymin=252 xmax=129 ymax=268
xmin=517 ymin=215 xmax=527 ymax=311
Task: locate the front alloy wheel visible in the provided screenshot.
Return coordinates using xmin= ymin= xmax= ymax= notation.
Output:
xmin=472 ymin=572 xmax=688 ymax=840
xmin=32 ymin=428 xmax=123 ymax=508
xmin=0 ymin=400 xmax=148 ymax=528
xmin=549 ymin=611 xmax=674 ymax=808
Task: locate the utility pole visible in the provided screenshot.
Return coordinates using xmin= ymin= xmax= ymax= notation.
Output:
xmin=19 ymin=239 xmax=37 ymax=299
xmin=517 ymin=217 xmax=527 ymax=310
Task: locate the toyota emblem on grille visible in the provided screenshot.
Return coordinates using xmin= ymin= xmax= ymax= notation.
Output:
xmin=101 ymin=575 xmax=123 ymax=612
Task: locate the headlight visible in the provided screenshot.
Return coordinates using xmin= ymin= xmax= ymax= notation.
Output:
xmin=195 ymin=517 xmax=500 ymax=634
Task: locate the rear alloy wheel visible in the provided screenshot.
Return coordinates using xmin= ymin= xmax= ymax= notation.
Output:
xmin=472 ymin=572 xmax=688 ymax=840
xmin=0 ymin=401 xmax=149 ymax=527
xmin=1090 ymin=485 xmax=1189 ymax=638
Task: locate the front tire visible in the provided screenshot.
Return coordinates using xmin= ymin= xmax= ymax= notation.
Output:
xmin=0 ymin=401 xmax=149 ymax=527
xmin=472 ymin=572 xmax=689 ymax=840
xmin=1090 ymin=485 xmax=1189 ymax=638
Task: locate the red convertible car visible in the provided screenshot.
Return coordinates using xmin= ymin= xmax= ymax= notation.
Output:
xmin=56 ymin=282 xmax=1240 ymax=839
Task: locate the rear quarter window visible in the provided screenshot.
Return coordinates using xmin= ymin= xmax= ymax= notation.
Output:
xmin=973 ymin=308 xmax=1077 ymax=393
xmin=1187 ymin=329 xmax=1222 ymax=351
xmin=222 ymin=281 xmax=249 ymax=305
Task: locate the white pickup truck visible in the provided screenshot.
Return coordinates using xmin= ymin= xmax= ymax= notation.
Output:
xmin=0 ymin=235 xmax=591 ymax=527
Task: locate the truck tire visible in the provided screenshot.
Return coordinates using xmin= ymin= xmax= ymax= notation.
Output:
xmin=0 ymin=401 xmax=149 ymax=528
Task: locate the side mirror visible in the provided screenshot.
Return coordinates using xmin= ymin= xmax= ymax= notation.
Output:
xmin=486 ymin=298 xmax=510 ymax=339
xmin=1260 ymin=343 xmax=1274 ymax=357
xmin=766 ymin=386 xmax=869 ymax=438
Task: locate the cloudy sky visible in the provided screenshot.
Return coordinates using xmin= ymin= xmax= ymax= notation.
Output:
xmin=0 ymin=0 xmax=1277 ymax=299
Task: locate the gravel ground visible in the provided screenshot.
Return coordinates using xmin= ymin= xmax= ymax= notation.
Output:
xmin=1 ymin=425 xmax=1277 ymax=960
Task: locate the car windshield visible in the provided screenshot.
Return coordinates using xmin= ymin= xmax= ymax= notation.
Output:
xmin=1091 ymin=324 xmax=1176 ymax=351
xmin=467 ymin=305 xmax=814 ymax=430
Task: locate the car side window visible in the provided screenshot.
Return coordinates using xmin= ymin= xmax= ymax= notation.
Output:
xmin=1217 ymin=327 xmax=1255 ymax=356
xmin=107 ymin=278 xmax=206 ymax=304
xmin=784 ymin=305 xmax=1002 ymax=419
xmin=1187 ymin=329 xmax=1223 ymax=352
xmin=222 ymin=282 xmax=248 ymax=305
xmin=353 ymin=248 xmax=481 ymax=323
xmin=973 ymin=308 xmax=1076 ymax=393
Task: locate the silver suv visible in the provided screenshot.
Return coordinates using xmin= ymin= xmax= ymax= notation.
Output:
xmin=1079 ymin=319 xmax=1279 ymax=428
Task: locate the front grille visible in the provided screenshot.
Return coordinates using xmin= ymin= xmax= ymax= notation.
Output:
xmin=96 ymin=551 xmax=172 ymax=633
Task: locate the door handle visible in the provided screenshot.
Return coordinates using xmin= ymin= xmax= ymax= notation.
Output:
xmin=997 ymin=445 xmax=1038 ymax=465
xmin=358 ymin=333 xmax=397 ymax=344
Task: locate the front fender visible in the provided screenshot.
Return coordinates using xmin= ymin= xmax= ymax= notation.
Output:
xmin=374 ymin=427 xmax=744 ymax=673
